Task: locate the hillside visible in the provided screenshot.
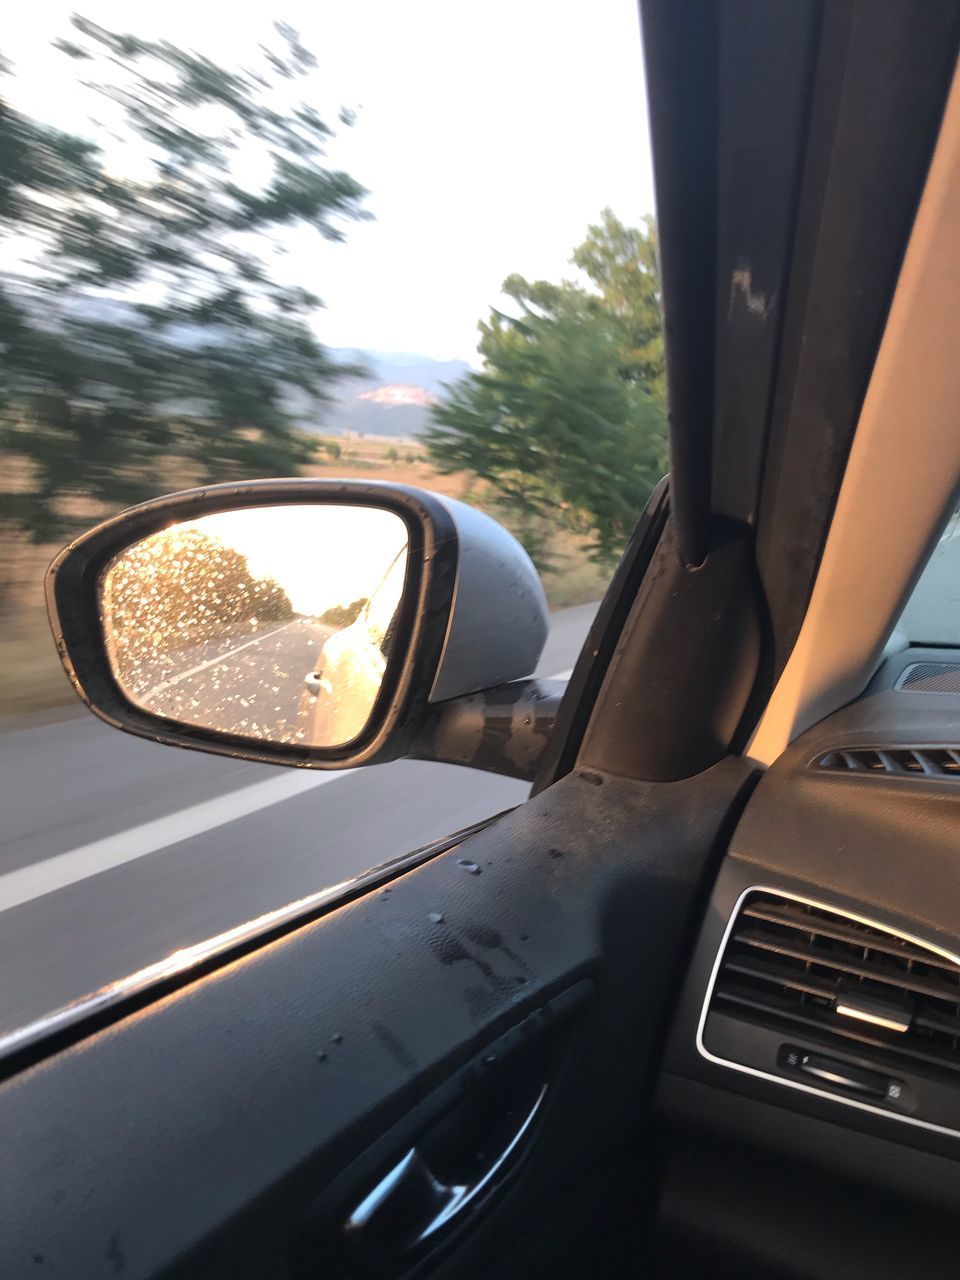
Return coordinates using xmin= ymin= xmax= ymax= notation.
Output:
xmin=314 ymin=349 xmax=471 ymax=438
xmin=23 ymin=297 xmax=470 ymax=441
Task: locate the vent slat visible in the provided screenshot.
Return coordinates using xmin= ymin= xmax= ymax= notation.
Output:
xmin=711 ymin=893 xmax=960 ymax=1084
xmin=816 ymin=746 xmax=960 ymax=779
xmin=724 ymin=955 xmax=837 ymax=1001
xmin=741 ymin=902 xmax=958 ymax=972
xmin=914 ymin=1006 xmax=960 ymax=1038
xmin=733 ymin=926 xmax=960 ymax=1002
xmin=714 ymin=983 xmax=960 ymax=1076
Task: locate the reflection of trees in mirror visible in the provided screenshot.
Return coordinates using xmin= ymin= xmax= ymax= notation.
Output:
xmin=320 ymin=598 xmax=368 ymax=628
xmin=103 ymin=527 xmax=295 ymax=699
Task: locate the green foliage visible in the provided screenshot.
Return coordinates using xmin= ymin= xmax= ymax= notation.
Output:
xmin=324 ymin=439 xmax=343 ymax=460
xmin=385 ymin=446 xmax=399 ymax=462
xmin=572 ymin=209 xmax=664 ymax=397
xmin=0 ymin=19 xmax=368 ymax=542
xmin=426 ymin=210 xmax=666 ymax=565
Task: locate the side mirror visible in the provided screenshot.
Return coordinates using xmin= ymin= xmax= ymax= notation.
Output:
xmin=45 ymin=480 xmax=556 ymax=776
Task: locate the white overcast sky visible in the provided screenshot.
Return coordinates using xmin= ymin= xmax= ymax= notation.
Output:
xmin=5 ymin=0 xmax=654 ymax=363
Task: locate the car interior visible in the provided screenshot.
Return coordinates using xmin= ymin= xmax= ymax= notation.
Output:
xmin=5 ymin=2 xmax=960 ymax=1278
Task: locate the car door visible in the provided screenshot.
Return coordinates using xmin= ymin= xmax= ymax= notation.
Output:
xmin=2 ymin=3 xmax=959 ymax=1279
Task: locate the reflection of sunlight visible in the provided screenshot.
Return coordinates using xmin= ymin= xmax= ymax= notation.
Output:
xmin=181 ymin=505 xmax=408 ymax=615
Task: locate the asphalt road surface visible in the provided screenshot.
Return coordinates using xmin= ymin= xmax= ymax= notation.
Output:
xmin=0 ymin=602 xmax=597 ymax=1045
xmin=135 ymin=617 xmax=340 ymax=744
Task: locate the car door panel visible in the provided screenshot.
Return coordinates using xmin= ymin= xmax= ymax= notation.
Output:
xmin=0 ymin=760 xmax=753 ymax=1279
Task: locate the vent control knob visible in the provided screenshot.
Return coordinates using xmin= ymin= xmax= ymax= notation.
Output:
xmin=779 ymin=1044 xmax=888 ymax=1098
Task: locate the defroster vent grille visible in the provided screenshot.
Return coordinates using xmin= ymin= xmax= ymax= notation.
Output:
xmin=898 ymin=662 xmax=960 ymax=693
xmin=816 ymin=747 xmax=960 ymax=778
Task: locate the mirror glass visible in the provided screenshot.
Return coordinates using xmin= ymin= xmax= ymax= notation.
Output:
xmin=100 ymin=504 xmax=409 ymax=749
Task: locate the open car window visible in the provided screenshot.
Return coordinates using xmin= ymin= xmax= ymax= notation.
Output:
xmin=0 ymin=0 xmax=661 ymax=1057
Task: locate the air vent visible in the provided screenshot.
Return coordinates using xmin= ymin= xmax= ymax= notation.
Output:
xmin=816 ymin=747 xmax=960 ymax=778
xmin=898 ymin=662 xmax=960 ymax=693
xmin=707 ymin=892 xmax=960 ymax=1078
xmin=700 ymin=891 xmax=960 ymax=1134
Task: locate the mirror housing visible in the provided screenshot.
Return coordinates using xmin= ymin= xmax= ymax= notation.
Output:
xmin=46 ymin=479 xmax=550 ymax=772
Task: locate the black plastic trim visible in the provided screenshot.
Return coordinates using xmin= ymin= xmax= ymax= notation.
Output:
xmin=531 ymin=477 xmax=669 ymax=794
xmin=0 ymin=761 xmax=755 ymax=1278
xmin=577 ymin=515 xmax=762 ymax=782
xmin=755 ymin=0 xmax=960 ymax=682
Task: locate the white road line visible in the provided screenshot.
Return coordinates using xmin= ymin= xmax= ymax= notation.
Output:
xmin=142 ymin=620 xmax=294 ymax=700
xmin=0 ymin=666 xmax=572 ymax=913
xmin=0 ymin=769 xmax=353 ymax=914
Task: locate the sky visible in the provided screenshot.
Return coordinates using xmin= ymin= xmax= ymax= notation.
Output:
xmin=187 ymin=507 xmax=409 ymax=615
xmin=3 ymin=0 xmax=655 ymax=364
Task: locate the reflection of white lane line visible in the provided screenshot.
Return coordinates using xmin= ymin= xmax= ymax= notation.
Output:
xmin=142 ymin=621 xmax=294 ymax=700
xmin=0 ymin=769 xmax=353 ymax=914
xmin=0 ymin=666 xmax=573 ymax=913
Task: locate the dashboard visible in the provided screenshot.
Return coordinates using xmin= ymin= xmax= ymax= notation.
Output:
xmin=656 ymin=645 xmax=960 ymax=1277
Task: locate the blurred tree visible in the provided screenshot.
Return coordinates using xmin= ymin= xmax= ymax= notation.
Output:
xmin=0 ymin=19 xmax=367 ymax=542
xmin=104 ymin=525 xmax=293 ymax=694
xmin=426 ymin=212 xmax=666 ymax=565
xmin=573 ymin=210 xmax=664 ymax=397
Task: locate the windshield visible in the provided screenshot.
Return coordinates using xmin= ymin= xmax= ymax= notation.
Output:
xmin=897 ymin=507 xmax=960 ymax=645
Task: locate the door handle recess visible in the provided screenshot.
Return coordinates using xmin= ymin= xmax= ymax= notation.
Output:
xmin=343 ymin=1082 xmax=548 ymax=1258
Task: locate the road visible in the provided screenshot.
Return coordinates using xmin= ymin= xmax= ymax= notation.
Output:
xmin=134 ymin=616 xmax=342 ymax=745
xmin=0 ymin=602 xmax=597 ymax=1046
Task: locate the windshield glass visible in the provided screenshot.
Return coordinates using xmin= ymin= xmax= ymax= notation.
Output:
xmin=897 ymin=506 xmax=960 ymax=645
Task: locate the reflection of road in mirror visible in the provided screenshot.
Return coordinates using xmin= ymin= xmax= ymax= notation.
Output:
xmin=141 ymin=613 xmax=337 ymax=745
xmin=99 ymin=503 xmax=409 ymax=749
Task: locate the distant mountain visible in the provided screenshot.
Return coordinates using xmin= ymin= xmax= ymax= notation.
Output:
xmin=20 ymin=293 xmax=471 ymax=440
xmin=313 ymin=349 xmax=471 ymax=439
xmin=332 ymin=350 xmax=472 ymax=396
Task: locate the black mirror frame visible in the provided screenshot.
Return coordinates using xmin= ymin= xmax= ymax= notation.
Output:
xmin=45 ymin=479 xmax=461 ymax=770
